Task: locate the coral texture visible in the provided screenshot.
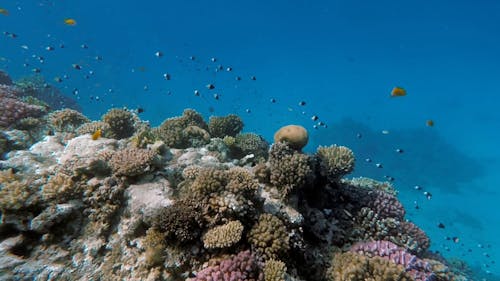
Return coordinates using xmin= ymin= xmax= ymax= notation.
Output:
xmin=0 ymin=85 xmax=47 ymax=128
xmin=202 ymin=220 xmax=244 ymax=249
xmin=316 ymin=145 xmax=355 ymax=182
xmin=188 ymin=250 xmax=263 ymax=281
xmin=108 ymin=147 xmax=158 ymax=177
xmin=263 ymin=259 xmax=287 ymax=281
xmin=76 ymin=121 xmax=112 ymax=138
xmin=49 ymin=109 xmax=89 ymax=133
xmin=154 ymin=109 xmax=209 ymax=148
xmin=248 ymin=213 xmax=290 ymax=261
xmin=102 ymin=108 xmax=136 ymax=139
xmin=208 ymin=114 xmax=244 ymax=138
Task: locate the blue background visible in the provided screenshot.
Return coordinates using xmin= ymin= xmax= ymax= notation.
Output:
xmin=1 ymin=0 xmax=499 ymax=278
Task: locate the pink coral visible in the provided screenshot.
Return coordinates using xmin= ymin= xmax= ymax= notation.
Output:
xmin=0 ymin=85 xmax=46 ymax=128
xmin=189 ymin=250 xmax=263 ymax=281
xmin=366 ymin=190 xmax=406 ymax=220
xmin=350 ymin=240 xmax=435 ymax=281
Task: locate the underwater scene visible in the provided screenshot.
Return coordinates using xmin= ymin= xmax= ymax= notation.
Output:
xmin=0 ymin=0 xmax=499 ymax=280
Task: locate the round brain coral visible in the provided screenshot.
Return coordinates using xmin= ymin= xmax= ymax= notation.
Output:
xmin=248 ymin=213 xmax=290 ymax=261
xmin=273 ymin=125 xmax=308 ymax=150
xmin=316 ymin=145 xmax=355 ymax=182
xmin=202 ymin=220 xmax=244 ymax=249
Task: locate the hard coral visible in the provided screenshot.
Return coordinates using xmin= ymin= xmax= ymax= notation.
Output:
xmin=231 ymin=133 xmax=270 ymax=160
xmin=0 ymin=85 xmax=47 ymax=129
xmin=49 ymin=109 xmax=90 ymax=133
xmin=264 ymin=259 xmax=287 ymax=281
xmin=208 ymin=114 xmax=244 ymax=138
xmin=316 ymin=145 xmax=355 ymax=182
xmin=152 ymin=198 xmax=204 ymax=244
xmin=102 ymin=108 xmax=136 ymax=139
xmin=273 ymin=124 xmax=308 ymax=150
xmin=188 ymin=250 xmax=263 ymax=281
xmin=202 ymin=220 xmax=244 ymax=249
xmin=269 ymin=142 xmax=312 ymax=197
xmin=350 ymin=240 xmax=435 ymax=281
xmin=328 ymin=251 xmax=412 ymax=281
xmin=76 ymin=121 xmax=112 ymax=138
xmin=109 ymin=147 xmax=158 ymax=177
xmin=154 ymin=109 xmax=209 ymax=148
xmin=248 ymin=213 xmax=290 ymax=261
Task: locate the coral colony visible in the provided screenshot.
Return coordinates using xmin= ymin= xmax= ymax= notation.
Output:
xmin=0 ymin=71 xmax=471 ymax=280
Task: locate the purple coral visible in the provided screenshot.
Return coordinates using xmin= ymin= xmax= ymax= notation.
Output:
xmin=189 ymin=250 xmax=263 ymax=281
xmin=0 ymin=85 xmax=46 ymax=128
xmin=350 ymin=240 xmax=435 ymax=281
xmin=365 ymin=190 xmax=406 ymax=220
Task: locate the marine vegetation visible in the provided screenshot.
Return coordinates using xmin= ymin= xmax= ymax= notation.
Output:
xmin=0 ymin=104 xmax=473 ymax=281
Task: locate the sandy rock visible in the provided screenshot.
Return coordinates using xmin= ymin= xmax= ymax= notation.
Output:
xmin=30 ymin=201 xmax=81 ymax=233
xmin=127 ymin=177 xmax=173 ymax=222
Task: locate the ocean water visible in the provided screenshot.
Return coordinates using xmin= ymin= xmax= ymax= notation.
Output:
xmin=1 ymin=0 xmax=499 ymax=278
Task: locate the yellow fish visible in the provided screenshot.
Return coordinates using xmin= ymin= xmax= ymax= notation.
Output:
xmin=0 ymin=8 xmax=9 ymax=16
xmin=64 ymin=18 xmax=77 ymax=26
xmin=390 ymin=86 xmax=407 ymax=97
xmin=426 ymin=120 xmax=434 ymax=127
xmin=91 ymin=128 xmax=102 ymax=140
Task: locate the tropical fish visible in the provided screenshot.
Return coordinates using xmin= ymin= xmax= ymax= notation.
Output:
xmin=0 ymin=8 xmax=9 ymax=16
xmin=426 ymin=119 xmax=434 ymax=127
xmin=91 ymin=129 xmax=102 ymax=140
xmin=390 ymin=86 xmax=406 ymax=97
xmin=64 ymin=18 xmax=77 ymax=26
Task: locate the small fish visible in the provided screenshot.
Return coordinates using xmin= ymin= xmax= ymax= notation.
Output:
xmin=155 ymin=51 xmax=163 ymax=57
xmin=213 ymin=93 xmax=219 ymax=100
xmin=414 ymin=185 xmax=422 ymax=190
xmin=194 ymin=90 xmax=200 ymax=96
xmin=137 ymin=107 xmax=144 ymax=114
xmin=54 ymin=76 xmax=63 ymax=83
xmin=270 ymin=98 xmax=276 ymax=103
xmin=64 ymin=18 xmax=77 ymax=26
xmin=437 ymin=222 xmax=446 ymax=229
xmin=163 ymin=73 xmax=171 ymax=80
xmin=95 ymin=55 xmax=102 ymax=61
xmin=245 ymin=108 xmax=251 ymax=113
xmin=189 ymin=56 xmax=196 ymax=60
xmin=298 ymin=101 xmax=306 ymax=106
xmin=365 ymin=158 xmax=372 ymax=163
xmin=311 ymin=115 xmax=319 ymax=121
xmin=426 ymin=119 xmax=434 ymax=127
xmin=390 ymin=86 xmax=406 ymax=97
xmin=235 ymin=76 xmax=242 ymax=81
xmin=45 ymin=46 xmax=54 ymax=51
xmin=206 ymin=84 xmax=215 ymax=90
xmin=381 ymin=130 xmax=390 ymax=135
xmin=211 ymin=57 xmax=217 ymax=62
xmin=250 ymin=75 xmax=256 ymax=80
xmin=424 ymin=191 xmax=432 ymax=200
xmin=452 ymin=237 xmax=460 ymax=243
xmin=0 ymin=8 xmax=10 ymax=16
xmin=81 ymin=44 xmax=88 ymax=49
xmin=357 ymin=133 xmax=362 ymax=139
xmin=72 ymin=63 xmax=81 ymax=70
xmin=395 ymin=148 xmax=404 ymax=153
xmin=91 ymin=129 xmax=102 ymax=140
xmin=375 ymin=163 xmax=383 ymax=168
xmin=226 ymin=67 xmax=232 ymax=72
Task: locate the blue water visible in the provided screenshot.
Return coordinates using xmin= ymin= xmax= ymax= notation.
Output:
xmin=2 ymin=0 xmax=499 ymax=277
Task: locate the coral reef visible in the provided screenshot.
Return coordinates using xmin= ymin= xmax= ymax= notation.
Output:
xmin=49 ymin=108 xmax=90 ymax=133
xmin=208 ymin=114 xmax=244 ymax=138
xmin=0 ymin=98 xmax=476 ymax=281
xmin=274 ymin=124 xmax=308 ymax=150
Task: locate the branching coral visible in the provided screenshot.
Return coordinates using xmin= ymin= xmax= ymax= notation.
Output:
xmin=188 ymin=250 xmax=263 ymax=281
xmin=49 ymin=109 xmax=89 ymax=133
xmin=76 ymin=121 xmax=112 ymax=138
xmin=108 ymin=147 xmax=158 ymax=177
xmin=202 ymin=220 xmax=244 ymax=249
xmin=101 ymin=108 xmax=136 ymax=139
xmin=264 ymin=259 xmax=287 ymax=281
xmin=143 ymin=227 xmax=167 ymax=267
xmin=248 ymin=213 xmax=290 ymax=261
xmin=327 ymin=251 xmax=412 ymax=281
xmin=208 ymin=114 xmax=244 ymax=138
xmin=0 ymin=169 xmax=41 ymax=211
xmin=42 ymin=173 xmax=84 ymax=203
xmin=269 ymin=142 xmax=312 ymax=197
xmin=316 ymin=145 xmax=355 ymax=182
xmin=0 ymin=85 xmax=47 ymax=128
xmin=154 ymin=109 xmax=209 ymax=148
xmin=152 ymin=198 xmax=204 ymax=244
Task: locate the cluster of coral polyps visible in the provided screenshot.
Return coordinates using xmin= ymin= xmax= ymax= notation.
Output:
xmin=0 ymin=105 xmax=470 ymax=281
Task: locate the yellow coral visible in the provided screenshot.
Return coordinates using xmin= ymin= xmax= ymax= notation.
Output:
xmin=264 ymin=259 xmax=287 ymax=281
xmin=317 ymin=145 xmax=355 ymax=182
xmin=248 ymin=213 xmax=290 ymax=261
xmin=202 ymin=220 xmax=244 ymax=249
xmin=273 ymin=124 xmax=308 ymax=150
